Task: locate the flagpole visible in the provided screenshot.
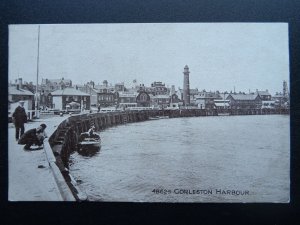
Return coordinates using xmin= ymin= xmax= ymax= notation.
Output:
xmin=35 ymin=25 xmax=40 ymax=119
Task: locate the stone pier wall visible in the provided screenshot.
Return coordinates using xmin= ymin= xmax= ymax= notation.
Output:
xmin=49 ymin=108 xmax=289 ymax=167
xmin=47 ymin=108 xmax=289 ymax=200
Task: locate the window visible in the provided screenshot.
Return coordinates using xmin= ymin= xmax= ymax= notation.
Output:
xmin=140 ymin=93 xmax=147 ymax=102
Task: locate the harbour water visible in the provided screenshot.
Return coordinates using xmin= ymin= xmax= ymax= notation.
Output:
xmin=69 ymin=115 xmax=290 ymax=202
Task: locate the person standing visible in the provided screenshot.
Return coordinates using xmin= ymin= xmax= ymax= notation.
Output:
xmin=12 ymin=100 xmax=28 ymax=141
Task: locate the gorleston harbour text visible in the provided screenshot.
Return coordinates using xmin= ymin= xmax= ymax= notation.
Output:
xmin=172 ymin=189 xmax=249 ymax=196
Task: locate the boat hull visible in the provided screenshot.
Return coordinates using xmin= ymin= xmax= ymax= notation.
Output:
xmin=77 ymin=139 xmax=101 ymax=156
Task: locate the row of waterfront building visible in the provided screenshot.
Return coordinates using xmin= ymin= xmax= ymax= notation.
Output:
xmin=8 ymin=66 xmax=289 ymax=115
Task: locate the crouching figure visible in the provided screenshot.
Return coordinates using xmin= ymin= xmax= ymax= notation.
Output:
xmin=18 ymin=124 xmax=47 ymax=150
xmin=78 ymin=125 xmax=100 ymax=142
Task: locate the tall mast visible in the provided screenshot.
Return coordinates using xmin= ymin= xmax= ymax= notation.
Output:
xmin=35 ymin=25 xmax=40 ymax=118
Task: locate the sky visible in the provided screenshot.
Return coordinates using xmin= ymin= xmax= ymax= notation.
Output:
xmin=9 ymin=23 xmax=289 ymax=95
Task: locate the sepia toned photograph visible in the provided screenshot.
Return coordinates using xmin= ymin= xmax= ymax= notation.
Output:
xmin=8 ymin=23 xmax=290 ymax=202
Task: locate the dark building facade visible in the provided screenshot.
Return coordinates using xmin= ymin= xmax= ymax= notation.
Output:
xmin=227 ymin=94 xmax=262 ymax=109
xmin=97 ymin=90 xmax=116 ymax=107
xmin=136 ymin=91 xmax=151 ymax=107
xmin=169 ymin=93 xmax=180 ymax=108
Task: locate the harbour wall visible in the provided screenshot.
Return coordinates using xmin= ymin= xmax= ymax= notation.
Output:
xmin=48 ymin=108 xmax=289 ymax=200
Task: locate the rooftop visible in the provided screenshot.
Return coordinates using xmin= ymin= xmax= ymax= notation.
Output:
xmin=257 ymin=91 xmax=271 ymax=96
xmin=51 ymin=88 xmax=90 ymax=96
xmin=228 ymin=94 xmax=259 ymax=101
xmin=118 ymin=92 xmax=137 ymax=98
xmin=94 ymin=84 xmax=114 ymax=90
xmin=41 ymin=78 xmax=72 ymax=84
xmin=9 ymin=86 xmax=34 ymax=96
xmin=151 ymin=95 xmax=170 ymax=99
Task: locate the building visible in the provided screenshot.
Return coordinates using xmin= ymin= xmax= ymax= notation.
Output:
xmin=195 ymin=91 xmax=222 ymax=109
xmin=85 ymin=86 xmax=99 ymax=107
xmin=151 ymin=81 xmax=168 ymax=95
xmin=76 ymin=82 xmax=100 ymax=107
xmin=9 ymin=85 xmax=35 ymax=115
xmin=150 ymin=94 xmax=170 ymax=109
xmin=115 ymin=82 xmax=125 ymax=92
xmin=41 ymin=77 xmax=72 ymax=92
xmin=94 ymin=80 xmax=115 ymax=93
xmin=189 ymin=88 xmax=199 ymax=105
xmin=273 ymin=93 xmax=288 ymax=109
xmin=169 ymin=93 xmax=180 ymax=108
xmin=136 ymin=91 xmax=151 ymax=107
xmin=254 ymin=89 xmax=274 ymax=109
xmin=39 ymin=78 xmax=73 ymax=108
xmin=226 ymin=93 xmax=262 ymax=109
xmin=118 ymin=92 xmax=138 ymax=108
xmin=261 ymin=100 xmax=276 ymax=109
xmin=49 ymin=87 xmax=90 ymax=111
xmin=256 ymin=89 xmax=272 ymax=101
xmin=214 ymin=93 xmax=230 ymax=109
xmin=94 ymin=80 xmax=117 ymax=107
xmin=136 ymin=84 xmax=147 ymax=93
xmin=96 ymin=90 xmax=116 ymax=107
xmin=272 ymin=81 xmax=289 ymax=109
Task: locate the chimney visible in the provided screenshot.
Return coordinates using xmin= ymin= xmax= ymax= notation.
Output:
xmin=18 ymin=78 xmax=22 ymax=89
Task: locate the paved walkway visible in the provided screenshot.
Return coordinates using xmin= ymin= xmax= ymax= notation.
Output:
xmin=8 ymin=115 xmax=70 ymax=201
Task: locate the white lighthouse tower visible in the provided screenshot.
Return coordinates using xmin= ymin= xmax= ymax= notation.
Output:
xmin=183 ymin=65 xmax=190 ymax=106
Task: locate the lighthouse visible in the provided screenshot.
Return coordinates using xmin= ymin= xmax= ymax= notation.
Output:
xmin=183 ymin=65 xmax=190 ymax=106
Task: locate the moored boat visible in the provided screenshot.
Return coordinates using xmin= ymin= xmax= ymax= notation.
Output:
xmin=78 ymin=137 xmax=101 ymax=148
xmin=217 ymin=113 xmax=230 ymax=116
xmin=77 ymin=126 xmax=101 ymax=156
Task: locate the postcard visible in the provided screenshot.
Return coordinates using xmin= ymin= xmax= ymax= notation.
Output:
xmin=8 ymin=23 xmax=290 ymax=202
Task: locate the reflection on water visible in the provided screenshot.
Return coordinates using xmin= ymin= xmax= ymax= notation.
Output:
xmin=69 ymin=115 xmax=290 ymax=202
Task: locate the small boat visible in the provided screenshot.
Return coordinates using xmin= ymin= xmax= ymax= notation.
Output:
xmin=158 ymin=116 xmax=169 ymax=119
xmin=218 ymin=113 xmax=230 ymax=116
xmin=78 ymin=137 xmax=101 ymax=148
xmin=149 ymin=116 xmax=160 ymax=120
xmin=77 ymin=131 xmax=101 ymax=156
xmin=149 ymin=116 xmax=169 ymax=120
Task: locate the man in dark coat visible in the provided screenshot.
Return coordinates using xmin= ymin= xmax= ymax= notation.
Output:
xmin=18 ymin=124 xmax=47 ymax=150
xmin=12 ymin=100 xmax=28 ymax=141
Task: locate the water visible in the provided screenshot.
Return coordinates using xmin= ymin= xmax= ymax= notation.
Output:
xmin=69 ymin=115 xmax=290 ymax=202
